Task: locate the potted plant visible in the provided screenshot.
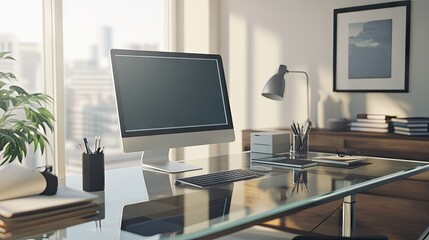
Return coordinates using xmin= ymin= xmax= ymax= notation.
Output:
xmin=0 ymin=52 xmax=55 ymax=165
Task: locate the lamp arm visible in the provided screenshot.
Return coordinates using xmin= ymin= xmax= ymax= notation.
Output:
xmin=288 ymin=70 xmax=310 ymax=123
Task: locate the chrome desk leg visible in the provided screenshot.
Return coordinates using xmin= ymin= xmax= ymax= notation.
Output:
xmin=342 ymin=194 xmax=356 ymax=237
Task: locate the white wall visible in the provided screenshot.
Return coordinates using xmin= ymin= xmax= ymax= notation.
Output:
xmin=172 ymin=0 xmax=231 ymax=160
xmin=219 ymin=0 xmax=429 ymax=154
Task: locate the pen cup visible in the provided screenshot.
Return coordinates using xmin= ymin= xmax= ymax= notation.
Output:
xmin=82 ymin=153 xmax=105 ymax=192
xmin=290 ymin=133 xmax=309 ymax=157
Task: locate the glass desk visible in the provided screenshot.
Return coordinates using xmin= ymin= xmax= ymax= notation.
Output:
xmin=28 ymin=152 xmax=429 ymax=239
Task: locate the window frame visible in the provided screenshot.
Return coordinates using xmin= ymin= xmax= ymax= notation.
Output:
xmin=43 ymin=0 xmax=66 ymax=177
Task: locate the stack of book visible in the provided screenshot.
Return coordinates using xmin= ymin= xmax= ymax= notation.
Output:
xmin=0 ymin=186 xmax=99 ymax=239
xmin=392 ymin=117 xmax=429 ymax=136
xmin=349 ymin=114 xmax=396 ymax=133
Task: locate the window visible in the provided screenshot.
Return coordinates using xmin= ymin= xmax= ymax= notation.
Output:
xmin=63 ymin=0 xmax=167 ymax=174
xmin=0 ymin=0 xmax=46 ymax=169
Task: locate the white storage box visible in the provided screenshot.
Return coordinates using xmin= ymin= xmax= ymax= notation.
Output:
xmin=251 ymin=131 xmax=290 ymax=154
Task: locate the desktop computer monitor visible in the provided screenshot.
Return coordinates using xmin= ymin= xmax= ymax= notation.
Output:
xmin=110 ymin=49 xmax=235 ymax=173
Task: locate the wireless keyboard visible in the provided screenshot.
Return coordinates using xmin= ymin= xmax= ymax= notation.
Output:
xmin=175 ymin=169 xmax=265 ymax=188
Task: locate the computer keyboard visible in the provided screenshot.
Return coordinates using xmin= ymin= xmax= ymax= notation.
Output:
xmin=175 ymin=169 xmax=265 ymax=188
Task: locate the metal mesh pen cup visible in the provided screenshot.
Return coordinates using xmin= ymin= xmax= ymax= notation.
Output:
xmin=290 ymin=134 xmax=309 ymax=157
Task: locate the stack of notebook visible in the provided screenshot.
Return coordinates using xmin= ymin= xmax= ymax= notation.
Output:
xmin=392 ymin=117 xmax=429 ymax=136
xmin=349 ymin=114 xmax=395 ymax=133
xmin=0 ymin=186 xmax=99 ymax=239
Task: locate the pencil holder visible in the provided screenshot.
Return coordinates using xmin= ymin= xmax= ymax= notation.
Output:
xmin=290 ymin=134 xmax=309 ymax=157
xmin=82 ymin=153 xmax=105 ymax=192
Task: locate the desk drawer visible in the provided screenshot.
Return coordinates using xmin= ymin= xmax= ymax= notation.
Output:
xmin=344 ymin=137 xmax=429 ymax=160
xmin=310 ymin=134 xmax=344 ymax=153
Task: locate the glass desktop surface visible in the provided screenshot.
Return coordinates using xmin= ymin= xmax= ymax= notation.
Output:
xmin=53 ymin=152 xmax=429 ymax=240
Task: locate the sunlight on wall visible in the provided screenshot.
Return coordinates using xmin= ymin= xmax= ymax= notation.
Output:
xmin=365 ymin=94 xmax=410 ymax=117
xmin=251 ymin=25 xmax=283 ymax=128
xmin=226 ymin=13 xmax=307 ymax=154
xmin=224 ymin=3 xmax=314 ymax=154
xmin=182 ymin=0 xmax=210 ymax=52
xmin=316 ymin=66 xmax=351 ymax=128
xmin=227 ymin=13 xmax=248 ymax=154
xmin=284 ymin=72 xmax=309 ymax=125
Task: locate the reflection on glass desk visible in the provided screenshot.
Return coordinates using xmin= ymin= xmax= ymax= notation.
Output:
xmin=120 ymin=186 xmax=233 ymax=238
xmin=46 ymin=152 xmax=429 ymax=240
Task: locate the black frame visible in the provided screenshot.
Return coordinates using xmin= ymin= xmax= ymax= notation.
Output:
xmin=333 ymin=1 xmax=410 ymax=92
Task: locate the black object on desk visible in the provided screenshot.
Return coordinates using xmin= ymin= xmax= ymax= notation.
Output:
xmin=175 ymin=169 xmax=264 ymax=188
xmin=251 ymin=156 xmax=317 ymax=168
xmin=121 ymin=186 xmax=233 ymax=238
xmin=82 ymin=153 xmax=105 ymax=192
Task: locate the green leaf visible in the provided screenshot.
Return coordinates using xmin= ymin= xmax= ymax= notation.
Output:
xmin=0 ymin=52 xmax=54 ymax=165
xmin=33 ymin=134 xmax=39 ymax=152
xmin=0 ymin=52 xmax=9 ymax=58
xmin=3 ymin=56 xmax=15 ymax=61
xmin=10 ymin=97 xmax=17 ymax=106
xmin=0 ymin=52 xmax=15 ymax=62
xmin=39 ymin=137 xmax=45 ymax=155
xmin=10 ymin=85 xmax=28 ymax=95
xmin=0 ymin=101 xmax=7 ymax=112
xmin=38 ymin=108 xmax=55 ymax=120
xmin=0 ymin=72 xmax=17 ymax=81
xmin=0 ymin=52 xmax=11 ymax=58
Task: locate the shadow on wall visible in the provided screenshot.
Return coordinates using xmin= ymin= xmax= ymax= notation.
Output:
xmin=322 ymin=95 xmax=347 ymax=128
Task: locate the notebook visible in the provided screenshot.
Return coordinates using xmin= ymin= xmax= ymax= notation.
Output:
xmin=311 ymin=155 xmax=365 ymax=166
xmin=251 ymin=156 xmax=317 ymax=168
xmin=0 ymin=186 xmax=97 ymax=219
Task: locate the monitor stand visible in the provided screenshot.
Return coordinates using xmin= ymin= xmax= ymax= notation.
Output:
xmin=141 ymin=149 xmax=202 ymax=173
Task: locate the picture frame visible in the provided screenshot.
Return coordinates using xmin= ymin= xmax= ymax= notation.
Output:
xmin=333 ymin=2 xmax=410 ymax=92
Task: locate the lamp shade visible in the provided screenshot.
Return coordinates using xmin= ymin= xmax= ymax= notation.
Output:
xmin=261 ymin=65 xmax=287 ymax=101
xmin=261 ymin=64 xmax=311 ymax=124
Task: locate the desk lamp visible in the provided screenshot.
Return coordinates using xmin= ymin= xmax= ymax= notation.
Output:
xmin=262 ymin=64 xmax=311 ymax=125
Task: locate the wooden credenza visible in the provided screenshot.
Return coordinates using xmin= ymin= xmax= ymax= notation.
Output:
xmin=242 ymin=128 xmax=429 ymax=239
xmin=242 ymin=128 xmax=429 ymax=161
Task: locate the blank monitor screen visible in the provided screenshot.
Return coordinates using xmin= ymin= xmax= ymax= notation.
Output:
xmin=115 ymin=52 xmax=229 ymax=135
xmin=111 ymin=49 xmax=234 ymax=164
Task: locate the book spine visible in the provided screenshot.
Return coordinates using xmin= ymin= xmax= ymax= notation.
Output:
xmin=392 ymin=122 xmax=429 ymax=128
xmin=356 ymin=113 xmax=369 ymax=119
xmin=392 ymin=118 xmax=429 ymax=124
xmin=356 ymin=118 xmax=389 ymax=123
xmin=350 ymin=122 xmax=389 ymax=128
xmin=394 ymin=130 xmax=429 ymax=136
xmin=350 ymin=127 xmax=390 ymax=133
xmin=356 ymin=113 xmax=395 ymax=120
xmin=393 ymin=126 xmax=429 ymax=132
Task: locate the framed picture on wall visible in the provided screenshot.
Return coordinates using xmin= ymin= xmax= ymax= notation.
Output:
xmin=333 ymin=1 xmax=410 ymax=92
